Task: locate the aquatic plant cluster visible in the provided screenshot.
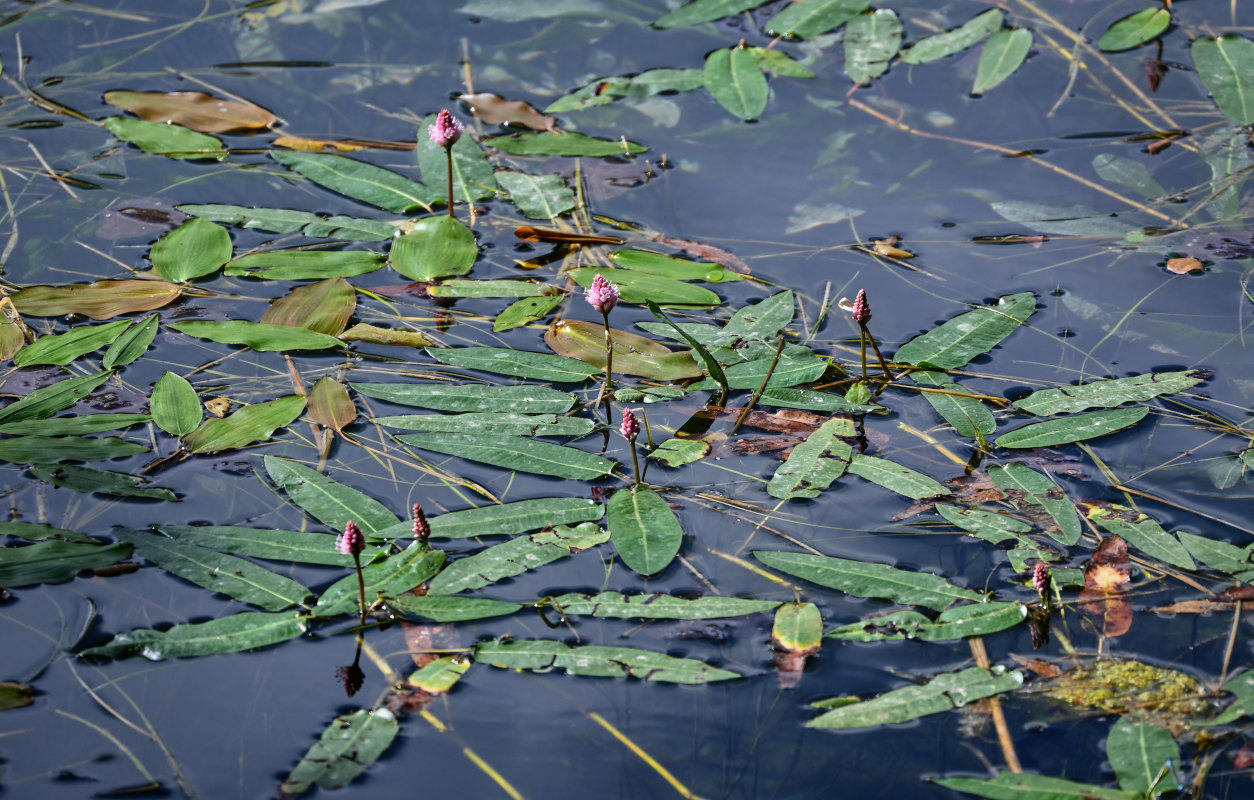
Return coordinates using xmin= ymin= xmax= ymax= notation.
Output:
xmin=2 ymin=1 xmax=1254 ymax=798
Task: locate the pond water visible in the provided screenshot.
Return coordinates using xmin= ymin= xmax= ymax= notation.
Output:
xmin=2 ymin=1 xmax=1253 ymax=798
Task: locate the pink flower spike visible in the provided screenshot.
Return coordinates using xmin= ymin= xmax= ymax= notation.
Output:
xmin=585 ymin=273 xmax=620 ymax=315
xmin=1032 ymin=562 xmax=1052 ymax=599
xmin=412 ymin=503 xmax=431 ymax=541
xmin=429 ymin=109 xmax=464 ymax=149
xmin=620 ymin=407 xmax=640 ymax=442
xmin=337 ymin=520 xmax=365 ymax=556
xmin=851 ymin=289 xmax=871 ymax=325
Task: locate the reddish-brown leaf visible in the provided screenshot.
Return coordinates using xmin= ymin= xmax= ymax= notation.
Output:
xmin=104 ymin=90 xmax=277 ymax=134
xmin=656 ymin=237 xmax=751 ymax=274
xmin=515 ymin=226 xmax=624 ymax=245
xmin=458 ymin=92 xmax=557 ymax=132
xmin=1080 ymin=589 xmax=1133 ymax=637
xmin=1085 ymin=534 xmax=1131 ymax=592
xmin=1165 ymin=256 xmax=1205 ymax=274
xmin=307 ymin=376 xmax=356 ymax=432
xmin=11 ymin=280 xmax=183 ymax=319
xmin=261 ymin=277 xmax=355 ymax=335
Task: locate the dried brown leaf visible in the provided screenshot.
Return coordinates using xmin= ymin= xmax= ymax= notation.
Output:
xmin=871 ymin=236 xmax=915 ymax=259
xmin=458 ymin=93 xmax=557 ymax=132
xmin=11 ymin=279 xmax=183 ymax=320
xmin=105 ymin=90 xmax=277 ymax=134
xmin=1165 ymin=256 xmax=1205 ymax=274
xmin=1085 ymin=534 xmax=1131 ymax=592
xmin=656 ymin=237 xmax=751 ymax=274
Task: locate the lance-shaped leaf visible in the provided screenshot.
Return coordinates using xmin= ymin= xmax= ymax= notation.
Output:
xmin=160 ymin=525 xmax=372 ymax=566
xmin=400 ymin=431 xmax=616 ymax=479
xmin=936 ymin=504 xmax=1034 ymax=544
xmin=384 ymin=595 xmax=521 ymax=623
xmin=30 ymin=465 xmax=175 ymax=501
xmin=177 ymin=204 xmax=322 ymax=234
xmin=225 ymin=250 xmax=386 ymax=280
xmin=389 ymin=216 xmax=478 ymax=281
xmin=901 ymin=8 xmax=1002 ymax=64
xmin=103 ymin=117 xmax=226 ymax=160
xmin=608 ymin=487 xmax=683 ymax=576
xmin=496 ymin=171 xmax=575 ymax=220
xmin=705 ymin=45 xmax=768 ymax=120
xmin=617 ymin=251 xmax=743 ymax=283
xmin=766 ymin=0 xmax=869 ymax=40
xmin=281 ymin=709 xmax=398 ymax=795
xmin=848 ymin=454 xmax=948 ymax=499
xmin=1013 ymin=371 xmax=1205 ymax=416
xmin=105 ymin=90 xmax=276 ymax=134
xmin=427 ymin=522 xmax=607 ymax=594
xmin=0 ymin=681 xmax=34 ymax=711
xmin=375 ymin=412 xmax=594 ymax=438
xmin=1108 ymin=716 xmax=1180 ymax=794
xmin=809 ymin=666 xmax=1022 ymax=728
xmin=482 ymin=132 xmax=645 ymax=157
xmin=338 ymin=324 xmax=433 ymax=349
xmin=568 ymin=268 xmax=721 ymax=306
xmin=352 ymin=382 xmax=576 ymax=414
xmin=102 ymin=314 xmax=158 ymax=369
xmin=934 ymin=773 xmax=1139 ymax=800
xmin=1191 ymin=34 xmax=1254 ymax=125
xmin=826 ymin=602 xmax=1027 ymax=642
xmin=725 ymin=290 xmax=795 ymax=341
xmin=314 ymin=542 xmax=445 ymax=617
xmin=151 ymin=372 xmax=202 ymax=437
xmin=417 ymin=112 xmax=497 ymax=202
xmin=988 ymin=463 xmax=1081 ymax=545
xmin=11 ymin=280 xmax=183 ymax=320
xmin=183 ymin=395 xmax=306 ymax=454
xmin=0 ymin=539 xmax=132 ymax=587
xmin=169 ymin=321 xmax=345 ymax=352
xmin=844 ymin=9 xmax=902 ymax=85
xmin=261 ymin=278 xmax=355 ymax=336
xmin=1176 ymin=532 xmax=1254 ymax=582
xmin=754 ymin=550 xmax=986 ymax=611
xmin=757 ymin=387 xmax=877 ymax=415
xmin=149 ymin=218 xmax=232 ymax=283
xmin=995 ymin=407 xmax=1149 ymax=449
xmin=911 ymin=370 xmax=995 ymax=437
xmin=115 ymin=529 xmax=310 ymax=611
xmin=427 ymin=279 xmax=553 ymax=298
xmin=895 ymin=292 xmax=1036 ymax=369
xmin=474 ymin=639 xmax=739 ymax=684
xmin=1212 ymin=671 xmax=1254 ymax=725
xmin=80 ymin=610 xmax=306 ymax=660
xmin=427 ymin=347 xmax=599 ymax=382
xmin=751 ymin=47 xmax=815 ymax=78
xmin=545 ymin=320 xmax=702 ymax=381
xmin=14 ymin=320 xmax=132 ymax=367
xmin=655 ymin=0 xmax=760 ymax=29
xmin=270 ymin=150 xmax=436 ymax=212
xmin=1086 ymin=507 xmax=1194 ymax=570
xmin=418 ymin=498 xmax=603 ymax=540
xmin=264 ymin=456 xmax=400 ymax=535
xmin=551 ymin=591 xmax=778 ymax=620
xmin=646 ymin=301 xmax=728 ymax=395
xmin=2 ymin=376 xmax=115 ymax=429
xmin=973 ymin=28 xmax=1033 ymax=96
xmin=647 ymin=438 xmax=709 ymax=467
xmin=0 ymin=413 xmax=151 ymax=436
xmin=1099 ymin=8 xmax=1171 ymax=53
xmin=0 ymin=522 xmax=99 ymax=543
xmin=302 ymin=216 xmax=398 ymax=241
xmin=768 ymin=417 xmax=855 ymax=500
xmin=0 ymin=436 xmax=148 ymax=464
xmin=496 ymin=295 xmax=565 ymax=331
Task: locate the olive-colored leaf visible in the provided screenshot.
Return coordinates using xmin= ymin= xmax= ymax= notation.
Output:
xmin=338 ymin=324 xmax=433 ymax=349
xmin=750 ymin=48 xmax=815 ymax=78
xmin=911 ymin=370 xmax=996 ymax=437
xmin=149 ymin=218 xmax=233 ymax=283
xmin=1099 ymin=8 xmax=1171 ymax=53
xmin=379 ymin=411 xmax=594 ymax=437
xmin=314 ymin=541 xmax=444 ymax=616
xmin=261 ymin=277 xmax=356 ymax=336
xmin=647 ymin=438 xmax=709 ymax=467
xmin=9 ymin=280 xmax=183 ymax=319
xmin=773 ymin=602 xmax=822 ymax=653
xmin=987 ymin=463 xmax=1081 ymax=546
xmin=177 ymin=204 xmax=322 ymax=234
xmin=847 ymin=454 xmax=949 ymax=499
xmin=422 ymin=497 xmax=603 ymax=540
xmin=608 ymin=486 xmax=683 ymax=576
xmin=169 ymin=321 xmax=345 ymax=352
xmin=934 ymin=773 xmax=1138 ymax=800
xmin=13 ymin=320 xmax=132 ymax=367
xmin=389 ymin=216 xmax=478 ymax=281
xmin=1107 ymin=717 xmax=1180 ymax=794
xmin=567 ymin=268 xmax=721 ymax=306
xmin=613 ymin=249 xmax=743 ymax=283
xmin=494 ymin=294 xmax=564 ymax=331
xmin=183 ymin=395 xmax=306 ymax=454
xmin=655 ymin=0 xmax=760 ymax=29
xmin=384 ymin=595 xmax=522 ymax=623
xmin=307 ymin=377 xmax=356 ymax=432
xmin=159 ymin=525 xmax=372 ymax=567
xmin=1192 ymin=35 xmax=1254 ymax=125
xmin=973 ymin=28 xmax=1033 ymax=96
xmin=545 ymin=320 xmax=702 ymax=380
xmin=0 ymin=681 xmax=34 ymax=711
xmin=281 ymin=709 xmax=398 ymax=795
xmin=0 ymin=413 xmax=150 ymax=437
xmin=105 ymin=90 xmax=276 ymax=133
xmin=724 ymin=290 xmax=795 ymax=341
xmin=427 ymin=279 xmax=552 ymax=298
xmin=1086 ymin=506 xmax=1194 ymax=570
xmin=826 ymin=602 xmax=1027 ymax=642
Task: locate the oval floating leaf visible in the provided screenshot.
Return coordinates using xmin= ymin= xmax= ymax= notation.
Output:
xmin=270 ymin=150 xmax=436 ymax=212
xmin=314 ymin=541 xmax=444 ymax=616
xmin=149 ymin=218 xmax=233 ymax=283
xmin=844 ymin=9 xmax=902 ymax=85
xmin=754 ymin=550 xmax=986 ymax=611
xmin=613 ymin=249 xmax=743 ymax=283
xmin=151 ymin=372 xmax=202 ymax=437
xmin=1192 ymin=35 xmax=1254 ymax=125
xmin=494 ymin=294 xmax=565 ymax=331
xmin=261 ymin=277 xmax=356 ymax=336
xmin=103 ymin=116 xmax=226 ymax=160
xmin=30 ymin=465 xmax=174 ymax=501
xmin=1107 ymin=717 xmax=1180 ymax=794
xmin=545 ymin=320 xmax=702 ymax=380
xmin=281 ymin=709 xmax=398 ymax=795
xmin=497 ymin=171 xmax=576 ymax=220
xmin=911 ymin=370 xmax=996 ymax=437
xmin=973 ymin=28 xmax=1033 ymax=96
xmin=894 ymin=292 xmax=1036 ymax=369
xmin=307 ymin=376 xmax=356 ymax=432
xmin=705 ymin=45 xmax=769 ymax=120
xmin=177 ymin=204 xmax=322 ymax=234
xmin=568 ymin=268 xmax=721 ymax=306
xmin=389 ymin=216 xmax=478 ymax=281
xmin=655 ymin=0 xmax=760 ymax=29
xmin=995 ymin=407 xmax=1149 ymax=449
xmin=398 ymin=432 xmax=617 ymax=480
xmin=608 ymin=486 xmax=683 ymax=576
xmin=160 ymin=525 xmax=372 ymax=567
xmin=768 ymin=417 xmax=855 ymax=500
xmin=10 ymin=280 xmax=183 ymax=319
xmin=417 ymin=112 xmax=497 ymax=203
xmin=183 ymin=395 xmax=306 ymax=454
xmin=424 ymin=497 xmax=603 ymax=540
xmin=1099 ymin=8 xmax=1171 ymax=52
xmin=827 ymin=602 xmax=1027 ymax=642
xmin=264 ymin=456 xmax=400 ymax=535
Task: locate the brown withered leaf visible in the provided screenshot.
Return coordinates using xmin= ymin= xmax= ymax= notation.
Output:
xmin=204 ymin=397 xmax=231 ymax=418
xmin=11 ymin=279 xmax=183 ymax=320
xmin=1233 ymin=739 xmax=1254 ymax=769
xmin=1149 ymin=600 xmax=1254 ymax=615
xmin=271 ymin=135 xmax=365 ymax=152
xmin=261 ymin=277 xmax=355 ymax=336
xmin=1008 ymin=654 xmax=1064 ymax=678
xmin=307 ymin=376 xmax=356 ymax=432
xmin=895 ymin=473 xmax=1005 ymax=520
xmin=1217 ymin=586 xmax=1254 ymax=602
xmin=871 ymin=235 xmax=915 ymax=259
xmin=657 ymin=236 xmax=751 ymax=274
xmin=1085 ymin=534 xmax=1131 ymax=592
xmin=1079 ymin=589 xmax=1133 ymax=637
xmin=515 ymin=226 xmax=624 ymax=245
xmin=338 ymin=323 xmax=433 ymax=349
xmin=723 ymin=434 xmax=806 ymax=456
xmin=458 ymin=93 xmax=557 ymax=132
xmin=696 ymin=406 xmax=828 ymax=436
xmin=1165 ymin=256 xmax=1205 ymax=274
xmin=105 ymin=90 xmax=277 ymax=134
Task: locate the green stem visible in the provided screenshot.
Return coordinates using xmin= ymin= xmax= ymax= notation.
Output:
xmin=601 ymin=309 xmax=614 ymax=396
xmin=732 ymin=335 xmax=785 ymax=435
xmin=629 ymin=441 xmax=642 ymax=488
xmin=860 ymin=322 xmax=895 ymax=382
xmin=445 ymin=146 xmax=455 ymax=218
xmin=353 ymin=551 xmax=367 ymax=626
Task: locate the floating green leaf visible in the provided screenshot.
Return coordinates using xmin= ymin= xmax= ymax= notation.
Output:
xmin=973 ymin=28 xmax=1033 ymax=96
xmin=773 ymin=602 xmax=822 ymax=653
xmin=151 ymin=372 xmax=201 ymax=437
xmin=995 ymin=407 xmax=1149 ymax=449
xmin=281 ymin=709 xmax=398 ymax=795
xmin=496 ymin=171 xmax=575 ymax=220
xmin=182 ymin=395 xmax=306 ymax=454
xmin=406 ymin=656 xmax=470 ymax=694
xmin=177 ymin=204 xmax=322 ymax=234
xmin=0 ymin=539 xmax=132 ymax=587
xmin=768 ymin=417 xmax=854 ymax=500
xmin=81 ymin=610 xmax=306 ymax=660
xmin=14 ymin=319 xmax=132 ymax=367
xmin=1212 ymin=670 xmax=1254 ymax=725
xmin=314 ymin=541 xmax=444 ymax=617
xmin=375 ymin=412 xmax=595 ymax=438
xmin=848 ymin=454 xmax=948 ymax=500
xmin=102 ymin=314 xmax=158 ymax=369
xmin=303 ymin=215 xmax=398 ymax=241
xmin=1100 ymin=8 xmax=1171 ymax=53
xmin=895 ymin=292 xmax=1036 ymax=369
xmin=647 ymin=438 xmax=709 ymax=467
xmin=1192 ymin=35 xmax=1254 ymax=125
xmin=936 ymin=504 xmax=1032 ymax=544
xmin=911 ymin=370 xmax=996 ymax=437
xmin=389 ymin=215 xmax=478 ymax=281
xmin=934 ymin=773 xmax=1139 ymax=800
xmin=261 ymin=278 xmax=355 ymax=336
xmin=826 ymin=602 xmax=1027 ymax=642
xmin=475 ymin=639 xmax=739 ymax=684
xmin=754 ymin=550 xmax=986 ymax=611
xmin=757 ymin=387 xmax=876 ymax=415
xmin=428 ymin=346 xmax=599 ymax=382
xmin=987 ymin=463 xmax=1081 ymax=546
xmin=0 ymin=522 xmax=99 ymax=543
xmin=116 ymin=529 xmax=310 ymax=611
xmin=224 ymin=250 xmax=386 ymax=280
xmin=608 ymin=486 xmax=683 ymax=576
xmin=705 ymin=45 xmax=768 ymax=120
xmin=750 ymin=48 xmax=814 ymax=78
xmin=103 ymin=116 xmax=225 ymax=160
xmin=352 ymin=382 xmax=576 ymax=414
xmin=0 ymin=413 xmax=150 ymax=436
xmin=264 ymin=456 xmax=400 ymax=535
xmin=169 ymin=321 xmax=344 ymax=352
xmin=338 ymin=324 xmax=433 ymax=349
xmin=1107 ymin=717 xmax=1179 ymax=795
xmin=844 ymin=9 xmax=902 ymax=85
xmin=1087 ymin=507 xmax=1194 ymax=570
xmin=1092 ymin=153 xmax=1167 ymax=199
xmin=1013 ymin=371 xmax=1204 ymax=416
xmin=766 ymin=0 xmax=869 ymax=40
xmin=149 ymin=218 xmax=233 ymax=283
xmin=645 ymin=300 xmax=728 ymax=394
xmin=427 ymin=522 xmax=607 ymax=594
xmin=655 ymin=0 xmax=759 ymax=29
xmin=692 ymin=354 xmax=828 ymax=391
xmin=494 ymin=294 xmax=565 ymax=331
xmin=10 ymin=280 xmax=184 ymax=320
xmin=568 ymin=268 xmax=721 ymax=306
xmin=0 ymin=681 xmax=34 ymax=711
xmin=725 ymin=290 xmax=794 ymax=341
xmin=553 ymin=591 xmax=778 ymax=620
xmin=417 ymin=113 xmax=497 ymax=203
xmin=615 ymin=250 xmax=743 ymax=283
xmin=545 ymin=320 xmax=702 ymax=381
xmin=270 ymin=149 xmax=436 ymax=212
xmin=810 ymin=666 xmax=1022 ymax=728
xmin=160 ymin=525 xmax=368 ymax=567
xmin=385 ymin=595 xmax=521 ymax=622
xmin=1177 ymin=532 xmax=1254 ymax=582
xmin=483 ymin=131 xmax=645 ymax=157
xmin=421 ymin=498 xmax=603 ymax=540
xmin=901 ymin=8 xmax=1002 ymax=64
xmin=427 ymin=279 xmax=552 ymax=298
xmin=30 ymin=465 xmax=175 ymax=501
xmin=399 ymin=432 xmax=617 ymax=480
xmin=0 ymin=436 xmax=148 ymax=464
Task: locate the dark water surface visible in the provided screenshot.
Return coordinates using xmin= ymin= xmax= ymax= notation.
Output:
xmin=2 ymin=2 xmax=1253 ymax=798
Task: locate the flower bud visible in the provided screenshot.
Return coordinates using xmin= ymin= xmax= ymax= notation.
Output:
xmin=851 ymin=289 xmax=871 ymax=324
xmin=429 ymin=109 xmax=464 ymax=149
xmin=412 ymin=503 xmax=431 ymax=541
xmin=620 ymin=407 xmax=640 ymax=442
xmin=337 ymin=520 xmax=365 ymax=556
xmin=585 ymin=273 xmax=620 ymax=315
